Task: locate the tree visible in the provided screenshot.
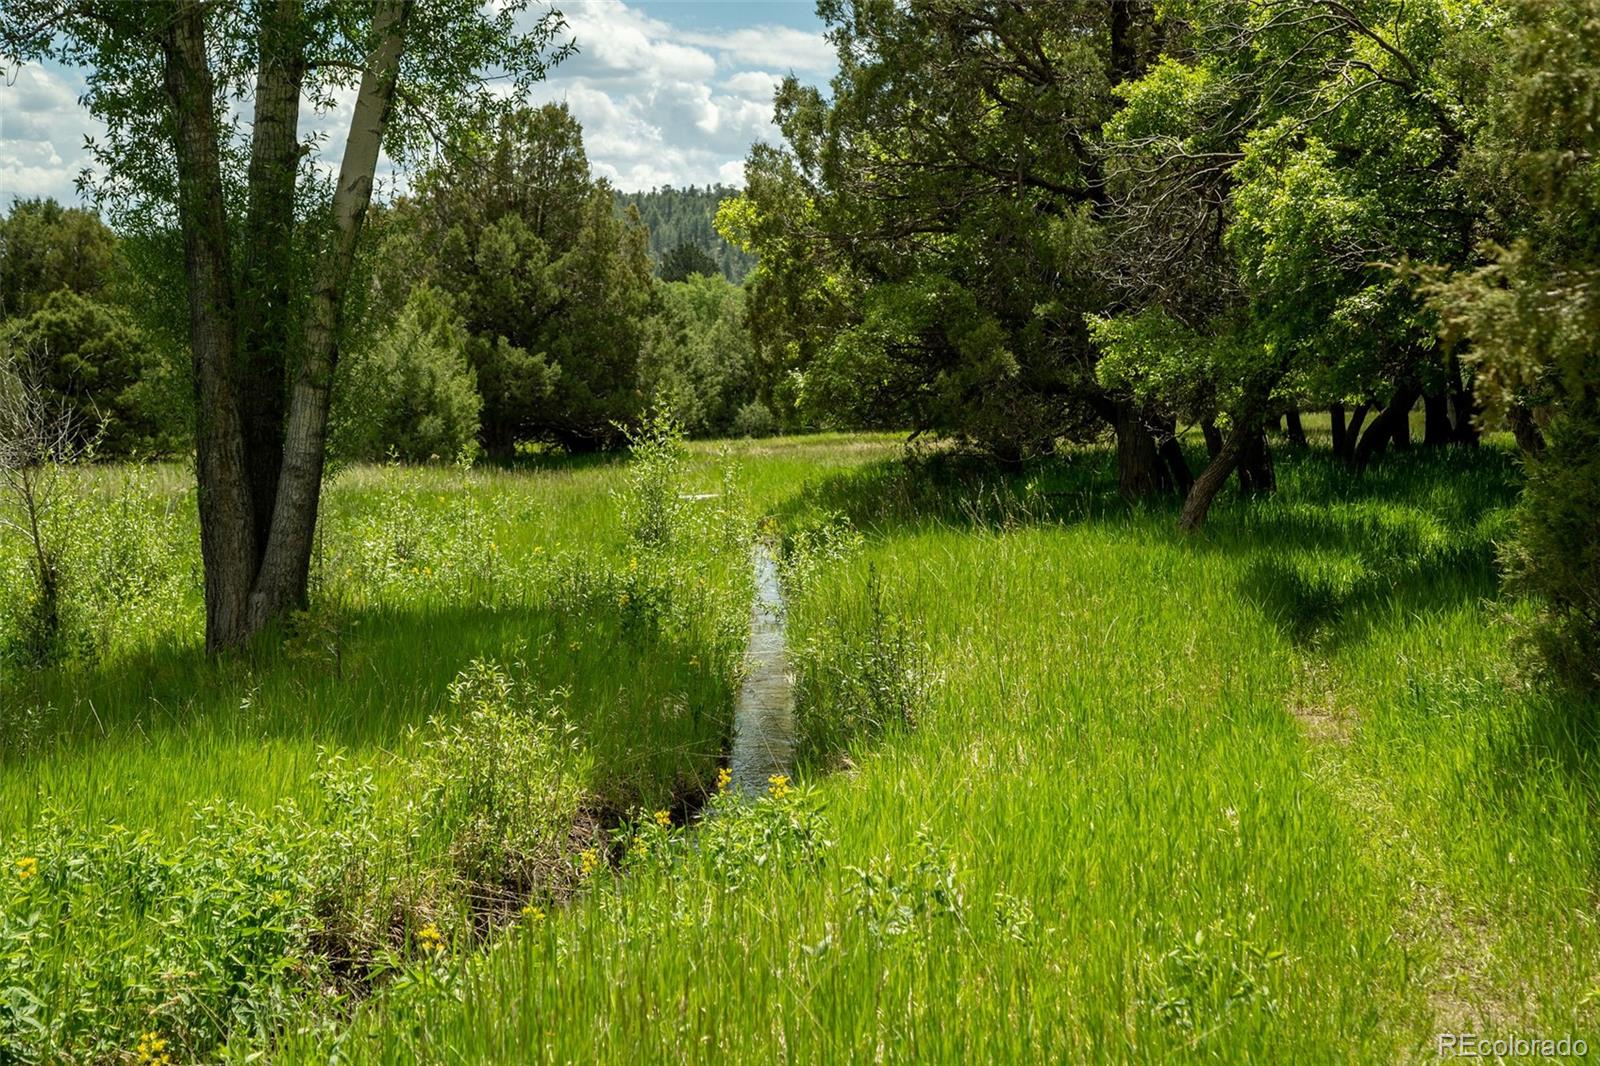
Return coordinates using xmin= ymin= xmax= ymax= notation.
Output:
xmin=333 ymin=284 xmax=481 ymax=462
xmin=639 ymin=273 xmax=757 ymax=436
xmin=404 ymin=103 xmax=653 ymax=454
xmin=724 ymin=0 xmax=1188 ymax=485
xmin=0 ymin=289 xmax=181 ymax=455
xmin=0 ymin=198 xmax=122 ymax=318
xmin=1099 ymin=0 xmax=1501 ymax=529
xmin=658 ymin=240 xmax=720 ymax=282
xmin=0 ymin=1 xmax=570 ymax=650
xmin=1423 ymin=0 xmax=1600 ymax=690
xmin=615 ymin=184 xmax=757 ymax=281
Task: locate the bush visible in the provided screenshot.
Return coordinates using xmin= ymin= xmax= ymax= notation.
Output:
xmin=1504 ymin=409 xmax=1600 ymax=690
xmin=0 ymin=660 xmax=592 ymax=1061
xmin=732 ymin=399 xmax=777 ymax=439
xmin=335 ymin=285 xmax=482 ymax=463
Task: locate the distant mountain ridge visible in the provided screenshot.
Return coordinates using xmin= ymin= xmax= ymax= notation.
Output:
xmin=614 ymin=183 xmax=757 ymax=283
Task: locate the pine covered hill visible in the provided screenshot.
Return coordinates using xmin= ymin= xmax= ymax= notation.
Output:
xmin=614 ymin=184 xmax=756 ymax=283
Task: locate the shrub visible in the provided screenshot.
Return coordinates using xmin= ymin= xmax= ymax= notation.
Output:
xmin=334 ymin=285 xmax=482 ymax=463
xmin=732 ymin=399 xmax=777 ymax=439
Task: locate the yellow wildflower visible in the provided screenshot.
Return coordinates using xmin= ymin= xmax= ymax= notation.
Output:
xmin=618 ymin=593 xmax=631 ymax=608
xmin=628 ymin=555 xmax=639 ymax=572
xmin=767 ymin=774 xmax=791 ymax=799
xmin=653 ymin=809 xmax=671 ymax=829
xmin=521 ymin=904 xmax=546 ymax=922
xmin=135 ymin=1031 xmax=171 ymax=1066
xmin=16 ymin=856 xmax=36 ymax=881
xmin=716 ymin=768 xmax=732 ymax=792
xmin=569 ymin=640 xmax=582 ymax=652
xmin=579 ymin=848 xmax=600 ymax=876
xmin=417 ymin=923 xmax=444 ymax=951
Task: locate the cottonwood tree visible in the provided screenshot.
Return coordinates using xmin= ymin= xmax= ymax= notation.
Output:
xmin=0 ymin=1 xmax=570 ymax=649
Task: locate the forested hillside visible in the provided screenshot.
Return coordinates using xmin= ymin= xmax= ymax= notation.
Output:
xmin=615 ymin=184 xmax=756 ymax=282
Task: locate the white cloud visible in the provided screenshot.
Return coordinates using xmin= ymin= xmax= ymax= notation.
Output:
xmin=526 ymin=0 xmax=836 ymax=189
xmin=680 ymin=26 xmax=836 ymax=75
xmin=0 ymin=0 xmax=835 ymax=208
xmin=0 ymin=64 xmax=102 ymax=203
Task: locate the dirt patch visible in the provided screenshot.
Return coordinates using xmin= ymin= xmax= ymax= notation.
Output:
xmin=1287 ymin=657 xmax=1355 ymax=744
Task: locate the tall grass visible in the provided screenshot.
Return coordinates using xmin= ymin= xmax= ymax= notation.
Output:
xmin=282 ymin=438 xmax=1599 ymax=1063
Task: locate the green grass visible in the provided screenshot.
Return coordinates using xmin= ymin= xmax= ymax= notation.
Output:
xmin=3 ymin=432 xmax=1597 ymax=1061
xmin=287 ymin=436 xmax=1598 ymax=1063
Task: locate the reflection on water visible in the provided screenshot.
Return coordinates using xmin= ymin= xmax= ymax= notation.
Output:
xmin=730 ymin=540 xmax=795 ymax=795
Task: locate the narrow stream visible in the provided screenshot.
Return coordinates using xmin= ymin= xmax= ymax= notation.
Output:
xmin=730 ymin=540 xmax=796 ymax=796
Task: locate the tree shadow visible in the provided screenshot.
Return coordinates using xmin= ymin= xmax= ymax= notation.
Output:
xmin=771 ymin=440 xmax=1523 ymax=653
xmin=2 ymin=597 xmax=734 ymax=813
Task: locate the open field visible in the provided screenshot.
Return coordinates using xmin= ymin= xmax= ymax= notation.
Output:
xmin=4 ymin=431 xmax=1594 ymax=1062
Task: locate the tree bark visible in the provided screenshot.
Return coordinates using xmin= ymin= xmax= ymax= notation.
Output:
xmin=1353 ymin=384 xmax=1421 ymax=467
xmin=1284 ymin=408 xmax=1307 ymax=447
xmin=1157 ymin=430 xmax=1193 ymax=497
xmin=1340 ymin=402 xmax=1371 ymax=462
xmin=1449 ymin=352 xmax=1480 ymax=445
xmin=1423 ymin=389 xmax=1452 ymax=445
xmin=160 ymin=1 xmax=257 ymax=651
xmin=1330 ymin=404 xmax=1347 ymax=456
xmin=1237 ymin=428 xmax=1275 ymax=494
xmin=248 ymin=0 xmax=413 ymax=629
xmin=1509 ymin=401 xmax=1547 ymax=457
xmin=1200 ymin=418 xmax=1223 ymax=460
xmin=236 ymin=0 xmax=307 ymax=562
xmin=1109 ymin=400 xmax=1169 ymax=498
xmin=1179 ymin=415 xmax=1256 ymax=531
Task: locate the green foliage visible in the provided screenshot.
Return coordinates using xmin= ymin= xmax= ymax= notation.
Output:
xmin=401 ymin=103 xmax=654 ymax=454
xmin=0 ymin=200 xmax=183 ymax=457
xmin=725 ymin=2 xmax=1118 ymax=454
xmin=731 ymin=400 xmax=776 ymax=439
xmin=334 ymin=285 xmax=482 ymax=463
xmin=0 ymin=199 xmax=122 ymax=319
xmin=0 ymin=659 xmax=591 ymax=1062
xmin=638 ymin=274 xmax=757 ymax=437
xmin=1422 ymin=0 xmax=1600 ymax=691
xmin=1 ymin=290 xmax=182 ymax=456
xmin=657 ymin=240 xmax=719 ymax=282
xmin=615 ymin=184 xmax=756 ymax=282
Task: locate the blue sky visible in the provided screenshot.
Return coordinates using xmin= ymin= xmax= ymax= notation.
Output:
xmin=0 ymin=1 xmax=836 ymax=205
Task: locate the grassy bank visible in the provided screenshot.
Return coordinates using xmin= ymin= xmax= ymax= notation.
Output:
xmin=3 ymin=433 xmax=1596 ymax=1061
xmin=288 ymin=438 xmax=1599 ymax=1063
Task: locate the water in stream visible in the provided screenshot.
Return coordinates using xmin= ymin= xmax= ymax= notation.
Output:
xmin=730 ymin=540 xmax=796 ymax=796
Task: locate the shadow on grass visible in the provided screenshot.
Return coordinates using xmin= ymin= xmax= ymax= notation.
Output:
xmin=774 ymin=440 xmax=1522 ymax=650
xmin=2 ymin=598 xmax=734 ymax=812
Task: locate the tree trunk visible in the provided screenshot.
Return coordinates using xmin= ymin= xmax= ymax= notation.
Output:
xmin=236 ymin=0 xmax=307 ymax=562
xmin=1111 ymin=400 xmax=1169 ymax=498
xmin=1237 ymin=428 xmax=1275 ymax=494
xmin=1393 ymin=397 xmax=1413 ymax=450
xmin=1509 ymin=401 xmax=1547 ymax=457
xmin=1200 ymin=418 xmax=1224 ymax=460
xmin=1180 ymin=415 xmax=1256 ymax=531
xmin=1330 ymin=404 xmax=1347 ymax=456
xmin=1340 ymin=403 xmax=1371 ymax=462
xmin=160 ymin=1 xmax=257 ymax=651
xmin=1423 ymin=390 xmax=1452 ymax=446
xmin=1450 ymin=352 xmax=1480 ymax=445
xmin=1354 ymin=384 xmax=1421 ymax=467
xmin=1284 ymin=408 xmax=1307 ymax=447
xmin=248 ymin=0 xmax=413 ymax=629
xmin=1158 ymin=432 xmax=1194 ymax=496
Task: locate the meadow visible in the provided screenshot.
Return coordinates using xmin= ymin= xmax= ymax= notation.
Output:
xmin=2 ymin=430 xmax=1597 ymax=1062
